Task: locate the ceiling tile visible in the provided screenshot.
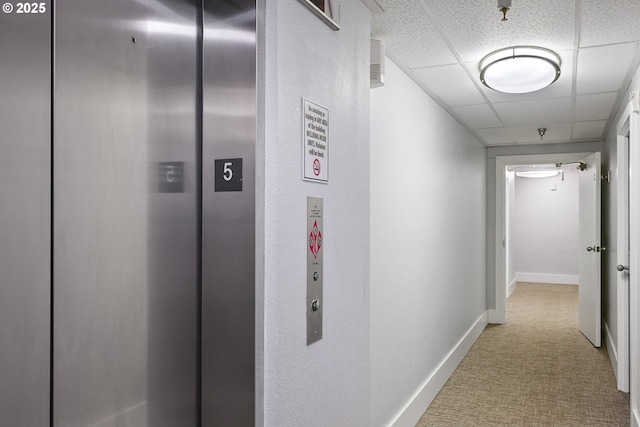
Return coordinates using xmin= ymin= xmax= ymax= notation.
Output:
xmin=572 ymin=120 xmax=607 ymax=140
xmin=411 ymin=64 xmax=485 ymax=106
xmin=421 ymin=0 xmax=576 ymax=63
xmin=371 ymin=1 xmax=457 ymax=68
xmin=475 ymin=50 xmax=574 ymax=103
xmin=451 ymin=104 xmax=501 ymax=129
xmin=371 ymin=0 xmax=640 ymax=147
xmin=574 ymin=93 xmax=618 ymax=121
xmin=575 ymin=43 xmax=638 ymax=94
xmin=508 ymin=123 xmax=572 ymax=144
xmin=475 ymin=128 xmax=514 ymax=145
xmin=493 ymin=98 xmax=573 ymax=126
xmin=580 ymin=0 xmax=640 ymax=47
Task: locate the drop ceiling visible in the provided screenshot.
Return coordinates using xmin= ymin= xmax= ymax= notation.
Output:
xmin=369 ymin=0 xmax=640 ymax=146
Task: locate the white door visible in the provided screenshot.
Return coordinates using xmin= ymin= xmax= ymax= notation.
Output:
xmin=578 ymin=152 xmax=602 ymax=347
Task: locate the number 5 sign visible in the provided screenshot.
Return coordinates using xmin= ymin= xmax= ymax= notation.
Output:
xmin=214 ymin=158 xmax=243 ymax=192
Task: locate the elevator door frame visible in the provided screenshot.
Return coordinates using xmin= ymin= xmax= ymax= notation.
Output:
xmin=0 ymin=2 xmax=52 ymax=425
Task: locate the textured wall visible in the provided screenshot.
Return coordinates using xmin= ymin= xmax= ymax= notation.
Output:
xmin=260 ymin=1 xmax=371 ymax=425
xmin=370 ymin=57 xmax=487 ymax=426
xmin=603 ymin=106 xmax=620 ymax=355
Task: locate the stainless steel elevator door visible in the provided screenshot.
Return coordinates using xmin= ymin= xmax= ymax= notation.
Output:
xmin=202 ymin=1 xmax=256 ymax=425
xmin=54 ymin=0 xmax=198 ymax=425
xmin=146 ymin=1 xmax=200 ymax=425
xmin=0 ymin=3 xmax=51 ymax=426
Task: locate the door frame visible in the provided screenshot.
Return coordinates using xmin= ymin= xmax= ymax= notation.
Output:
xmin=493 ymin=152 xmax=593 ymax=324
xmin=616 ymin=100 xmax=632 ymax=393
xmin=627 ymin=91 xmax=640 ymax=427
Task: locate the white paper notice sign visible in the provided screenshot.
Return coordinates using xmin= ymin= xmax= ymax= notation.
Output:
xmin=302 ymin=98 xmax=329 ymax=183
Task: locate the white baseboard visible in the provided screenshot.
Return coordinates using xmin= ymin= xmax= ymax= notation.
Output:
xmin=604 ymin=320 xmax=618 ymax=380
xmin=389 ymin=312 xmax=488 ymax=427
xmin=514 ymin=272 xmax=579 ymax=285
xmin=507 ymin=279 xmax=517 ymax=298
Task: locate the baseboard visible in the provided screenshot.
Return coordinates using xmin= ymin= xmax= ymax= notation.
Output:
xmin=507 ymin=279 xmax=517 ymax=298
xmin=604 ymin=320 xmax=618 ymax=380
xmin=514 ymin=272 xmax=579 ymax=285
xmin=389 ymin=312 xmax=488 ymax=427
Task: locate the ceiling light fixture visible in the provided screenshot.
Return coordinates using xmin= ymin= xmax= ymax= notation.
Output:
xmin=479 ymin=46 xmax=561 ymax=94
xmin=515 ymin=170 xmax=559 ymax=179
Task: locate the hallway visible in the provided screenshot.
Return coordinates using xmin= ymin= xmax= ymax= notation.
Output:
xmin=417 ymin=283 xmax=629 ymax=426
xmin=3 ymin=1 xmax=640 ymax=424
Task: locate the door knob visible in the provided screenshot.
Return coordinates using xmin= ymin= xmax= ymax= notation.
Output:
xmin=617 ymin=264 xmax=629 ymax=272
xmin=587 ymin=246 xmax=594 ymax=252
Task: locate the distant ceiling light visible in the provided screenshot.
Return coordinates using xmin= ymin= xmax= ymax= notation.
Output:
xmin=498 ymin=0 xmax=511 ymax=21
xmin=479 ymin=46 xmax=561 ymax=93
xmin=515 ymin=170 xmax=559 ymax=178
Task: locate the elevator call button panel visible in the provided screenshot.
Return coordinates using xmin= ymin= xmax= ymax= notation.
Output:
xmin=307 ymin=196 xmax=323 ymax=345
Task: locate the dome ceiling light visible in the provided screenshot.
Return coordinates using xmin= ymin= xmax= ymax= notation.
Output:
xmin=479 ymin=46 xmax=561 ymax=94
xmin=515 ymin=170 xmax=559 ymax=179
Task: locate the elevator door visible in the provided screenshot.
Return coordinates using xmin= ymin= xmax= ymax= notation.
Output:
xmin=0 ymin=2 xmax=51 ymax=426
xmin=202 ymin=0 xmax=257 ymax=424
xmin=1 ymin=1 xmax=256 ymax=424
xmin=54 ymin=1 xmax=199 ymax=425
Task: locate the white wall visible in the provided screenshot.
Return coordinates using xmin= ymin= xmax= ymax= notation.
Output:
xmin=603 ymin=107 xmax=620 ymax=365
xmin=506 ymin=170 xmax=516 ymax=295
xmin=370 ymin=58 xmax=487 ymax=426
xmin=513 ymin=172 xmax=579 ymax=284
xmin=260 ymin=1 xmax=371 ymax=425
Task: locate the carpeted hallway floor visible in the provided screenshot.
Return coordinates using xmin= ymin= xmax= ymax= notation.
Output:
xmin=416 ymin=282 xmax=629 ymax=427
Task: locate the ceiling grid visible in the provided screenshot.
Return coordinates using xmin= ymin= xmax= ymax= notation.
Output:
xmin=371 ymin=0 xmax=640 ymax=146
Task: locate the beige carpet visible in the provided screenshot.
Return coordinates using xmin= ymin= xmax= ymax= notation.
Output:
xmin=416 ymin=282 xmax=630 ymax=427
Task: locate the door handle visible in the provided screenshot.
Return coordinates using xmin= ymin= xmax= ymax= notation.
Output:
xmin=587 ymin=246 xmax=594 ymax=252
xmin=617 ymin=264 xmax=629 ymax=272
